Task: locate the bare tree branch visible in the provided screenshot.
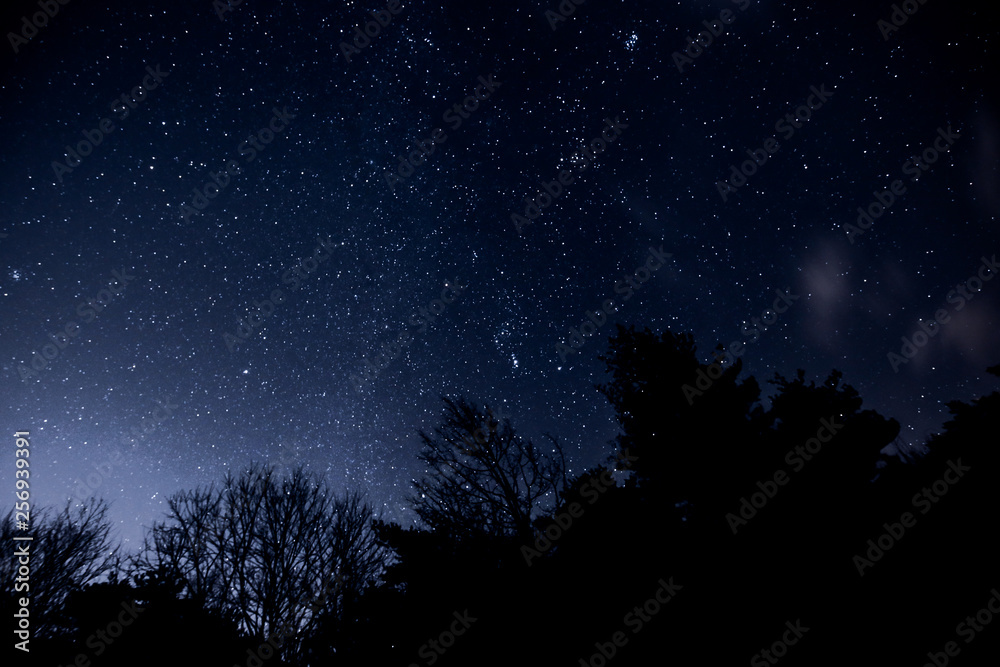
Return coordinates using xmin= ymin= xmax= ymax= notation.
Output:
xmin=410 ymin=397 xmax=568 ymax=541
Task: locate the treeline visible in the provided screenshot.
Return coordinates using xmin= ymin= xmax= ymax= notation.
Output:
xmin=5 ymin=326 xmax=1000 ymax=666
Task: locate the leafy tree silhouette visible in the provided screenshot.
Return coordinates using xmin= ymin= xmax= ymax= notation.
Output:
xmin=54 ymin=569 xmax=249 ymax=667
xmin=850 ymin=363 xmax=1000 ymax=665
xmin=595 ymin=326 xmax=766 ymax=521
xmin=583 ymin=325 xmax=930 ymax=665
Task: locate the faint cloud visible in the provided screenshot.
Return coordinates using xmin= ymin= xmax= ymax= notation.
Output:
xmin=801 ymin=241 xmax=851 ymax=348
xmin=937 ymin=300 xmax=998 ymax=371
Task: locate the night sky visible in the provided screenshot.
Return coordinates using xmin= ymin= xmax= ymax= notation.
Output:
xmin=1 ymin=0 xmax=997 ymax=550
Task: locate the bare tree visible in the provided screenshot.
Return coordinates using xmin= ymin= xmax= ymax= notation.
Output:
xmin=411 ymin=397 xmax=568 ymax=541
xmin=133 ymin=463 xmax=388 ymax=664
xmin=0 ymin=499 xmax=117 ymax=639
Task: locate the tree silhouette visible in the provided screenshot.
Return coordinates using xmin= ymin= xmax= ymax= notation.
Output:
xmin=1 ymin=498 xmax=116 ymax=641
xmin=52 ymin=570 xmax=248 ymax=667
xmin=132 ymin=462 xmax=387 ymax=664
xmin=596 ymin=325 xmax=766 ymax=521
xmin=11 ymin=337 xmax=999 ymax=667
xmin=410 ymin=396 xmax=568 ymax=542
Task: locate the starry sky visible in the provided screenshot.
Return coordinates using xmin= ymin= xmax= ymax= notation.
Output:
xmin=1 ymin=0 xmax=997 ymax=549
